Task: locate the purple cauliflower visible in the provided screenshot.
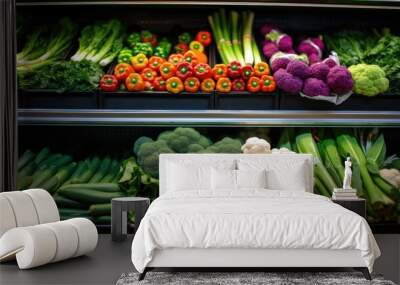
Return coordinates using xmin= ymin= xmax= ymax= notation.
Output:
xmin=327 ymin=66 xmax=354 ymax=95
xmin=308 ymin=53 xmax=321 ymax=65
xmin=310 ymin=62 xmax=330 ymax=81
xmin=297 ymin=36 xmax=324 ymax=58
xmin=323 ymin=54 xmax=340 ymax=68
xmin=303 ymin=78 xmax=330 ymax=97
xmin=260 ymin=24 xmax=276 ymax=36
xmin=276 ymin=34 xmax=293 ymax=52
xmin=271 ymin=57 xmax=291 ymax=72
xmin=262 ymin=41 xmax=279 ymax=58
xmin=274 ymin=68 xmax=303 ymax=94
xmin=286 ymin=60 xmax=311 ymax=79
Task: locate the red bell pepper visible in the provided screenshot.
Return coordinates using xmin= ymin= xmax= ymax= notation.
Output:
xmin=232 ymin=78 xmax=246 ymax=91
xmin=99 ymin=75 xmax=119 ymax=92
xmin=176 ymin=62 xmax=193 ymax=80
xmin=194 ymin=63 xmax=212 ymax=80
xmin=114 ymin=63 xmax=134 ymax=81
xmin=125 ymin=73 xmax=145 ymax=91
xmin=260 ymin=75 xmax=277 ymax=93
xmin=227 ymin=61 xmax=242 ymax=78
xmin=241 ymin=65 xmax=255 ymax=80
xmin=184 ymin=77 xmax=200 ymax=93
xmin=159 ymin=62 xmax=177 ymax=79
xmin=153 ymin=76 xmax=167 ymax=91
xmin=195 ymin=31 xmax=212 ymax=47
xmin=183 ymin=50 xmax=198 ymax=66
xmin=144 ymin=81 xmax=154 ymax=91
xmin=141 ymin=67 xmax=157 ymax=82
xmin=200 ymin=78 xmax=215 ymax=92
xmin=168 ymin=54 xmax=185 ymax=66
xmin=254 ymin=62 xmax=270 ymax=77
xmin=247 ymin=76 xmax=261 ymax=93
xmin=166 ymin=77 xmax=184 ymax=94
xmin=216 ymin=77 xmax=232 ymax=93
xmin=141 ymin=30 xmax=157 ymax=47
xmin=148 ymin=56 xmax=165 ymax=71
xmin=174 ymin=43 xmax=189 ymax=55
xmin=212 ymin=64 xmax=228 ymax=80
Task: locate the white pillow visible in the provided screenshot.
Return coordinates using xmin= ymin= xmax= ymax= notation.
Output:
xmin=167 ymin=163 xmax=211 ymax=192
xmin=266 ymin=163 xmax=307 ymax=191
xmin=211 ymin=168 xmax=237 ymax=191
xmin=236 ymin=169 xmax=267 ymax=189
xmin=237 ymin=158 xmax=309 ymax=191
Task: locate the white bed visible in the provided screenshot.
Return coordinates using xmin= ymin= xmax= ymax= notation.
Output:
xmin=131 ymin=154 xmax=380 ymax=280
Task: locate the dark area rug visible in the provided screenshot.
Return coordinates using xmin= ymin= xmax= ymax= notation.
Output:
xmin=116 ymin=271 xmax=396 ymax=285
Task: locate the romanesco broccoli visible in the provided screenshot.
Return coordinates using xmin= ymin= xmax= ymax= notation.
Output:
xmin=349 ymin=64 xmax=389 ymax=96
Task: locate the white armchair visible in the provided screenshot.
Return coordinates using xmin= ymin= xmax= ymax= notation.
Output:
xmin=0 ymin=189 xmax=98 ymax=269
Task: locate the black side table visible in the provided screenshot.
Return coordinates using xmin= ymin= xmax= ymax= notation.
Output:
xmin=332 ymin=198 xmax=366 ymax=219
xmin=111 ymin=197 xmax=150 ymax=242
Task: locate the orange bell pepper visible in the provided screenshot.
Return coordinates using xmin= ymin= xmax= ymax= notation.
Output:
xmin=159 ymin=62 xmax=177 ymax=79
xmin=260 ymin=75 xmax=276 ymax=92
xmin=184 ymin=77 xmax=200 ymax=93
xmin=254 ymin=62 xmax=270 ymax=77
xmin=166 ymin=77 xmax=184 ymax=94
xmin=216 ymin=77 xmax=232 ymax=93
xmin=168 ymin=54 xmax=185 ymax=66
xmin=183 ymin=50 xmax=198 ymax=66
xmin=201 ymin=78 xmax=215 ymax=92
xmin=125 ymin=73 xmax=145 ymax=91
xmin=148 ymin=56 xmax=165 ymax=71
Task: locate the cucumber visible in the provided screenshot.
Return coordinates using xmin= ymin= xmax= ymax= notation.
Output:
xmin=34 ymin=147 xmax=50 ymax=165
xmin=89 ymin=156 xmax=111 ymax=183
xmin=77 ymin=157 xmax=101 ymax=183
xmin=99 ymin=159 xmax=119 ymax=183
xmin=63 ymin=160 xmax=86 ymax=186
xmin=42 ymin=162 xmax=77 ymax=193
xmin=30 ymin=155 xmax=73 ymax=188
xmin=59 ymin=208 xmax=90 ymax=219
xmin=70 ymin=159 xmax=90 ymax=184
xmin=93 ymin=215 xmax=111 ymax=224
xmin=89 ymin=203 xmax=111 ymax=216
xmin=17 ymin=160 xmax=37 ymax=179
xmin=58 ymin=188 xmax=124 ymax=204
xmin=17 ymin=176 xmax=33 ymax=190
xmin=53 ymin=194 xmax=87 ymax=209
xmin=59 ymin=183 xmax=119 ymax=192
xmin=32 ymin=154 xmax=63 ymax=181
xmin=18 ymin=150 xmax=35 ymax=171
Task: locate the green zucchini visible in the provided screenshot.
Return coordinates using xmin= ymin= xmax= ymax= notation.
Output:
xmin=53 ymin=194 xmax=87 ymax=209
xmin=42 ymin=162 xmax=77 ymax=193
xmin=34 ymin=147 xmax=50 ymax=165
xmin=17 ymin=176 xmax=33 ymax=191
xmin=76 ymin=157 xmax=100 ymax=183
xmin=59 ymin=182 xmax=119 ymax=192
xmin=93 ymin=215 xmax=111 ymax=224
xmin=58 ymin=188 xmax=124 ymax=204
xmin=63 ymin=160 xmax=86 ymax=186
xmin=30 ymin=155 xmax=73 ymax=188
xmin=18 ymin=150 xmax=35 ymax=171
xmin=99 ymin=159 xmax=119 ymax=183
xmin=59 ymin=208 xmax=90 ymax=219
xmin=32 ymin=154 xmax=63 ymax=181
xmin=18 ymin=160 xmax=37 ymax=179
xmin=89 ymin=156 xmax=111 ymax=183
xmin=89 ymin=203 xmax=111 ymax=216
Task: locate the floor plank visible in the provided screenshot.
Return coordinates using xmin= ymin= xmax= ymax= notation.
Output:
xmin=0 ymin=234 xmax=134 ymax=285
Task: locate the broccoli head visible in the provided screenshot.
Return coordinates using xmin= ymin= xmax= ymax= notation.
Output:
xmin=137 ymin=140 xmax=173 ymax=177
xmin=157 ymin=127 xmax=212 ymax=153
xmin=349 ymin=64 xmax=389 ymax=97
xmin=133 ymin=136 xmax=153 ymax=156
xmin=202 ymin=137 xmax=242 ymax=153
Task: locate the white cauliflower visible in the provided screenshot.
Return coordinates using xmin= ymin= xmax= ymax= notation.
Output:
xmin=271 ymin=147 xmax=295 ymax=154
xmin=241 ymin=137 xmax=271 ymax=154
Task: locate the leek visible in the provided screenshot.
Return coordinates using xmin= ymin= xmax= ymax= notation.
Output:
xmin=314 ymin=176 xmax=331 ymax=197
xmin=296 ymin=132 xmax=337 ymax=194
xmin=251 ymin=36 xmax=262 ymax=64
xmin=318 ymin=139 xmax=344 ymax=186
xmin=336 ymin=134 xmax=395 ymax=213
xmin=230 ymin=11 xmax=245 ymax=65
xmin=366 ymin=134 xmax=386 ymax=174
xmin=208 ymin=15 xmax=228 ymax=64
xmin=242 ymin=11 xmax=254 ymax=65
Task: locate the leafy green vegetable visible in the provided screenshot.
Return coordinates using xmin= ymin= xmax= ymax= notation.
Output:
xmin=19 ymin=60 xmax=104 ymax=92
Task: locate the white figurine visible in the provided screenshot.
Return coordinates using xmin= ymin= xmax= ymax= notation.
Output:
xmin=343 ymin=157 xmax=352 ymax=190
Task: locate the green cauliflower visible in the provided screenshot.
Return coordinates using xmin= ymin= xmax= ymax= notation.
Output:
xmin=202 ymin=137 xmax=242 ymax=153
xmin=157 ymin=127 xmax=212 ymax=153
xmin=137 ymin=140 xmax=173 ymax=177
xmin=349 ymin=64 xmax=389 ymax=96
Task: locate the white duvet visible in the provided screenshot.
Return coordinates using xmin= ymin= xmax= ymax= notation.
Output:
xmin=131 ymin=190 xmax=380 ymax=273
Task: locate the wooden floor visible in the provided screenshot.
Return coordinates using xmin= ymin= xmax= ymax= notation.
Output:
xmin=0 ymin=234 xmax=134 ymax=285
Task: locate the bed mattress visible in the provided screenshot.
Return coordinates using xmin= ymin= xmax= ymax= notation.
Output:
xmin=131 ymin=190 xmax=380 ymax=273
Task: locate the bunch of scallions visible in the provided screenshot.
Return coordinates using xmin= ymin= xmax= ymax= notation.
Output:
xmin=208 ymin=9 xmax=262 ymax=65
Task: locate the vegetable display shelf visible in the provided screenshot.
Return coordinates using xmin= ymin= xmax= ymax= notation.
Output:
xmin=19 ymin=89 xmax=99 ymax=109
xmin=279 ymin=93 xmax=400 ymax=111
xmin=215 ymin=91 xmax=279 ymax=110
xmin=100 ymin=91 xmax=214 ymax=110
